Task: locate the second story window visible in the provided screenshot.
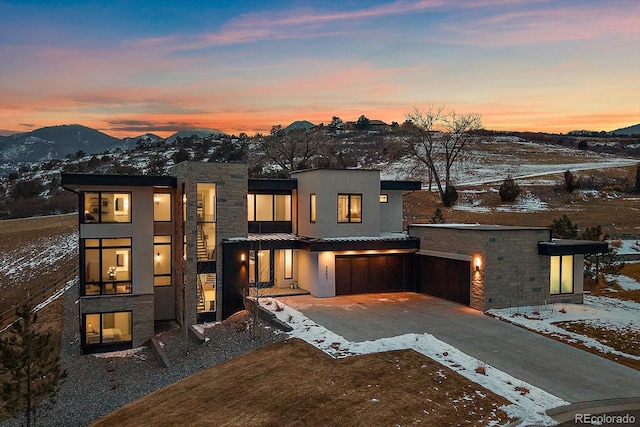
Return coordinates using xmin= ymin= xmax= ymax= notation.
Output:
xmin=83 ymin=192 xmax=131 ymax=223
xmin=247 ymin=194 xmax=291 ymax=221
xmin=153 ymin=193 xmax=171 ymax=221
xmin=82 ymin=238 xmax=132 ymax=296
xmin=337 ymin=194 xmax=362 ymax=223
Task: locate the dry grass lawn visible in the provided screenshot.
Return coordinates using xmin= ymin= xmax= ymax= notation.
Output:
xmin=93 ymin=339 xmax=513 ymax=427
xmin=620 ymin=263 xmax=640 ymax=283
xmin=405 ymin=165 xmax=640 ymax=236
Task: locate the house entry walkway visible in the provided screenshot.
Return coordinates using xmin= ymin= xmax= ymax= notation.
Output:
xmin=277 ymin=292 xmax=640 ymax=404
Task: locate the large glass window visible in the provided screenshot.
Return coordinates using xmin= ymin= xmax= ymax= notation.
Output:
xmin=310 ymin=194 xmax=316 ymax=223
xmin=249 ymin=249 xmax=272 ymax=285
xmin=82 ymin=238 xmax=132 ymax=295
xmin=196 ymin=184 xmax=216 ymax=260
xmin=337 ymin=194 xmax=362 ymax=223
xmin=153 ymin=193 xmax=171 ymax=221
xmin=83 ymin=192 xmax=131 ymax=223
xmin=550 ymin=255 xmax=574 ymax=295
xmin=248 ymin=194 xmax=291 ymax=222
xmin=84 ymin=312 xmax=132 ymax=345
xmin=154 ymin=236 xmax=172 ymax=286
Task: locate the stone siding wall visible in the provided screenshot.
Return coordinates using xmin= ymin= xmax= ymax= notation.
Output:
xmin=170 ymin=162 xmax=248 ymax=323
xmin=80 ymin=294 xmax=154 ymax=347
xmin=409 ymin=225 xmax=553 ymax=311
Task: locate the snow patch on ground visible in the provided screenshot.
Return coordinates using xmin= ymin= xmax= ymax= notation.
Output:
xmin=262 ymin=298 xmax=566 ymax=426
xmin=92 ymin=347 xmax=146 ymax=359
xmin=617 ymin=240 xmax=640 ymax=255
xmin=0 ymin=231 xmax=78 ymax=283
xmin=608 ymin=273 xmax=640 ymax=290
xmin=488 ymin=296 xmax=640 ymax=361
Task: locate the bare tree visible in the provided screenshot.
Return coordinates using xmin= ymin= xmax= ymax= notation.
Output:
xmin=404 ymin=106 xmax=482 ymax=206
xmin=259 ymin=126 xmax=332 ymax=176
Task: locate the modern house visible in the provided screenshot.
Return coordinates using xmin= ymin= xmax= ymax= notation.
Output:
xmin=62 ymin=162 xmax=608 ymax=353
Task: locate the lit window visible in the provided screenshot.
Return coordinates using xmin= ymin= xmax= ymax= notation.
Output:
xmin=310 ymin=194 xmax=317 ymax=223
xmin=154 ymin=236 xmax=172 ymax=286
xmin=337 ymin=194 xmax=362 ymax=223
xmin=255 ymin=194 xmax=273 ymax=221
xmin=82 ymin=238 xmax=132 ymax=295
xmin=247 ymin=194 xmax=255 ymax=221
xmin=84 ymin=312 xmax=132 ymax=345
xmin=284 ymin=249 xmax=293 ymax=279
xmin=248 ymin=194 xmax=291 ymax=222
xmin=380 ymin=194 xmax=388 ymax=203
xmin=83 ymin=192 xmax=131 ymax=223
xmin=550 ymin=255 xmax=574 ymax=295
xmin=153 ymin=193 xmax=171 ymax=221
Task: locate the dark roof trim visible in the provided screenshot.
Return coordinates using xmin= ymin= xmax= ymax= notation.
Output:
xmin=307 ymin=237 xmax=420 ymax=252
xmin=381 ymin=180 xmax=421 ymax=191
xmin=248 ymin=178 xmax=297 ymax=192
xmin=537 ymin=240 xmax=609 ymax=256
xmin=62 ymin=173 xmax=176 ymax=188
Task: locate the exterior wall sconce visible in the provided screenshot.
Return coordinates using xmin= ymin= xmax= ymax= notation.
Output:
xmin=241 ymin=253 xmax=246 ymax=265
xmin=474 ymin=256 xmax=482 ymax=272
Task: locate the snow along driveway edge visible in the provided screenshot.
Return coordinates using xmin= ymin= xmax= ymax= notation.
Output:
xmin=262 ymin=298 xmax=568 ymax=427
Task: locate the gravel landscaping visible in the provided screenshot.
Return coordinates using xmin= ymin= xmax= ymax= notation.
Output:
xmin=0 ymin=284 xmax=286 ymax=427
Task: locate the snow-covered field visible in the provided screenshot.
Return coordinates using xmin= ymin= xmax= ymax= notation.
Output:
xmin=261 ymin=299 xmax=567 ymax=426
xmin=0 ymin=231 xmax=77 ymax=282
xmin=381 ymin=138 xmax=638 ymax=186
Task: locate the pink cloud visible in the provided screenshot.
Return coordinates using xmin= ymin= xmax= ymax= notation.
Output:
xmin=441 ymin=5 xmax=640 ymax=47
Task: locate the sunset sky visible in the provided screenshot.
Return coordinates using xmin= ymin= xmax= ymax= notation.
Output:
xmin=1 ymin=0 xmax=639 ymax=138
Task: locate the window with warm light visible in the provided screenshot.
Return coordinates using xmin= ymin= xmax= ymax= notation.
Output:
xmin=154 ymin=235 xmax=172 ymax=286
xmin=196 ymin=183 xmax=216 ymax=260
xmin=310 ymin=193 xmax=317 ymax=223
xmin=337 ymin=194 xmax=362 ymax=223
xmin=83 ymin=192 xmax=131 ymax=223
xmin=249 ymin=249 xmax=271 ymax=285
xmin=247 ymin=194 xmax=291 ymax=221
xmin=550 ymin=255 xmax=574 ymax=294
xmin=84 ymin=311 xmax=132 ymax=346
xmin=82 ymin=238 xmax=132 ymax=295
xmin=153 ymin=193 xmax=171 ymax=221
xmin=283 ymin=249 xmax=293 ymax=279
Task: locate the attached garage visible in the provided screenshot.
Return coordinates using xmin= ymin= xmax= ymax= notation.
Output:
xmin=335 ymin=254 xmax=411 ymax=295
xmin=417 ymin=255 xmax=470 ymax=305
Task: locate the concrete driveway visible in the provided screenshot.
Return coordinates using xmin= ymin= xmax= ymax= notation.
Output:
xmin=278 ymin=292 xmax=640 ymax=403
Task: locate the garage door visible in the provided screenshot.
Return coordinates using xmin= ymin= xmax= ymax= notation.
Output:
xmin=417 ymin=255 xmax=470 ymax=305
xmin=335 ymin=254 xmax=409 ymax=295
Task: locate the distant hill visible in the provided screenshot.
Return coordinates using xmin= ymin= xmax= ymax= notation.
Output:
xmin=612 ymin=123 xmax=640 ymax=136
xmin=284 ymin=120 xmax=316 ymax=132
xmin=121 ymin=133 xmax=165 ymax=146
xmin=166 ymin=128 xmax=227 ymax=144
xmin=0 ymin=124 xmax=131 ymax=165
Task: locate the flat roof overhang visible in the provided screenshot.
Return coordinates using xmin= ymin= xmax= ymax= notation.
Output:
xmin=248 ymin=178 xmax=297 ymax=192
xmin=223 ymin=234 xmax=421 ymax=252
xmin=61 ymin=173 xmax=177 ymax=189
xmin=380 ymin=180 xmax=421 ymax=191
xmin=537 ymin=239 xmax=610 ymax=256
xmin=306 ymin=236 xmax=421 ymax=252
